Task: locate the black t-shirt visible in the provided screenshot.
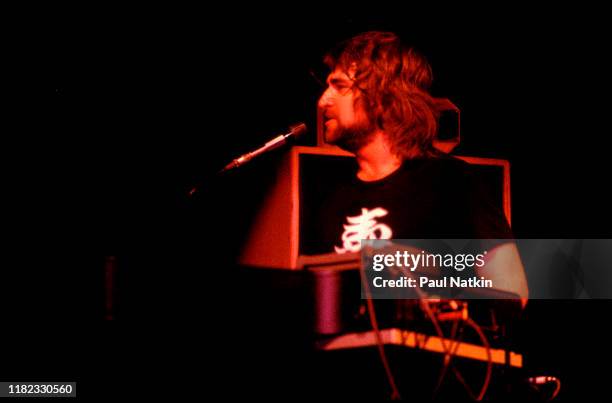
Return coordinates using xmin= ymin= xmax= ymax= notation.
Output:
xmin=303 ymin=156 xmax=513 ymax=255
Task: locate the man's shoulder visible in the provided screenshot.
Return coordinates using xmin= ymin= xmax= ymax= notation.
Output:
xmin=406 ymin=155 xmax=472 ymax=181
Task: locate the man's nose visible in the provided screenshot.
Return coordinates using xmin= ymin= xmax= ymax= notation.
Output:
xmin=318 ymin=88 xmax=333 ymax=109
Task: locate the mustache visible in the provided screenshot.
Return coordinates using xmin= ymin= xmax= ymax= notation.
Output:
xmin=322 ymin=112 xmax=335 ymax=120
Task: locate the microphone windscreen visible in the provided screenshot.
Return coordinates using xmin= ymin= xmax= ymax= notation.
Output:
xmin=289 ymin=122 xmax=307 ymax=138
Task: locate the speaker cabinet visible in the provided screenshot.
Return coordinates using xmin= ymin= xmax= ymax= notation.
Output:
xmin=239 ymin=146 xmax=510 ymax=269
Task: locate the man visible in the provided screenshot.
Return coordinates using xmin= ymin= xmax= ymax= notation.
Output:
xmin=315 ymin=31 xmax=528 ymax=302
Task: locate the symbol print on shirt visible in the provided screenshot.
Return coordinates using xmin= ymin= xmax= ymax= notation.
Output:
xmin=334 ymin=207 xmax=393 ymax=254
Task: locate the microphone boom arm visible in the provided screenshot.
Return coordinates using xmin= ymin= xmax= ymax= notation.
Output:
xmin=188 ymin=122 xmax=307 ymax=196
xmin=219 ymin=122 xmax=307 ymax=173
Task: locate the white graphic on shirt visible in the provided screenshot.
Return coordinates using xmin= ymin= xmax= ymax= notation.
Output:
xmin=334 ymin=207 xmax=393 ymax=254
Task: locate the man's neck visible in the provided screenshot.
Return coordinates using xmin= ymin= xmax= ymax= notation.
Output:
xmin=355 ymin=132 xmax=402 ymax=181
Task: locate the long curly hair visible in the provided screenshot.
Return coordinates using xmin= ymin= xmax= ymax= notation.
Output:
xmin=324 ymin=31 xmax=441 ymax=159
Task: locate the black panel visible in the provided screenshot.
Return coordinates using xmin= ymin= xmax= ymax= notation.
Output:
xmin=299 ymin=153 xmax=356 ymax=254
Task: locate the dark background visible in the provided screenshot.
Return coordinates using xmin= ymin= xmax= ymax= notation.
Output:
xmin=34 ymin=6 xmax=612 ymax=400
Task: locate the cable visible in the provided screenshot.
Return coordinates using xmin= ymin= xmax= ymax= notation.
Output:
xmin=432 ymin=318 xmax=465 ymax=398
xmin=435 ymin=317 xmax=493 ymax=401
xmin=550 ymin=378 xmax=561 ymax=400
xmin=463 ymin=317 xmax=493 ymax=401
xmin=359 ymin=250 xmax=402 ymax=400
xmin=395 ymin=265 xmax=467 ymax=399
xmin=418 ymin=294 xmax=492 ymax=401
xmin=362 ymin=247 xmax=494 ymax=401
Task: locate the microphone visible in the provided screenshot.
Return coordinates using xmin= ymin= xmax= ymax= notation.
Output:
xmin=187 ymin=122 xmax=307 ymax=197
xmin=219 ymin=122 xmax=307 ymax=173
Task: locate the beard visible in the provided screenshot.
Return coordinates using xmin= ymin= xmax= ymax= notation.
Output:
xmin=326 ymin=116 xmax=377 ymax=153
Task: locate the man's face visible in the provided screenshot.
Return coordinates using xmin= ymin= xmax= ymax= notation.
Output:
xmin=318 ymin=66 xmax=375 ymax=152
